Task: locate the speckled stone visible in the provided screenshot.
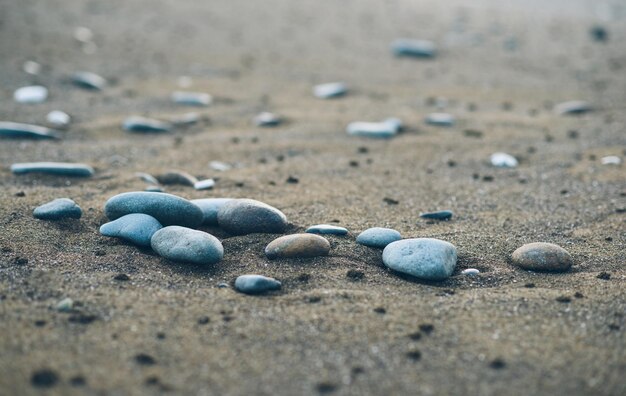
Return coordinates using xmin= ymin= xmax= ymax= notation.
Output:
xmin=33 ymin=198 xmax=82 ymax=220
xmin=235 ymin=275 xmax=281 ymax=294
xmin=356 ymin=227 xmax=401 ymax=248
xmin=11 ymin=162 xmax=94 ymax=177
xmin=151 ymin=226 xmax=223 ymax=264
xmin=265 ymin=234 xmax=330 ymax=259
xmin=305 ymin=224 xmax=348 ymax=235
xmin=511 ymin=242 xmax=572 ymax=272
xmin=217 ymin=199 xmax=287 ymax=235
xmin=104 ymin=191 xmax=203 ymax=228
xmin=191 ymin=198 xmax=233 ymax=226
xmin=383 ymin=238 xmax=458 ymax=280
xmin=100 ymin=213 xmax=163 ymax=247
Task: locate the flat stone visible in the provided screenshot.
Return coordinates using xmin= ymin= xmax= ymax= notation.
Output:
xmin=265 ymin=233 xmax=330 ymax=259
xmin=209 ymin=161 xmax=232 ymax=172
xmin=151 ymin=226 xmax=223 ymax=265
xmin=123 ymin=116 xmax=171 ymax=133
xmin=420 ymin=210 xmax=453 ymax=220
xmin=23 ymin=60 xmax=42 ymax=75
xmin=601 ymin=156 xmax=621 ymax=165
xmin=462 ymin=268 xmax=480 ymax=276
xmin=171 ymin=112 xmax=200 ymax=126
xmin=0 ymin=121 xmax=60 ymax=139
xmin=425 ymin=113 xmax=455 ymax=126
xmin=235 ymin=275 xmax=282 ymax=294
xmin=254 ymin=112 xmax=282 ymax=127
xmin=56 ymin=297 xmax=74 ymax=312
xmin=192 ymin=198 xmax=233 ymax=225
xmin=313 ymin=82 xmax=347 ymax=99
xmin=145 ymin=186 xmax=164 ymax=192
xmin=555 ymin=100 xmax=591 ymax=115
xmin=383 ymin=238 xmax=458 ymax=280
xmin=135 ymin=172 xmax=160 ymax=185
xmin=217 ymin=199 xmax=288 ymax=235
xmin=347 ymin=118 xmax=402 ymax=138
xmin=194 ymin=178 xmax=215 ymax=190
xmin=33 ymin=198 xmax=82 ymax=220
xmin=171 ymin=91 xmax=212 ymax=106
xmin=306 ymin=224 xmax=348 ymax=235
xmin=391 ymin=39 xmax=436 ymax=58
xmin=491 ymin=152 xmax=518 ymax=168
xmin=46 ymin=111 xmax=71 ymax=128
xmin=14 ymin=85 xmax=48 ymax=104
xmin=11 ymin=162 xmax=94 ymax=177
xmin=356 ymin=227 xmax=402 ymax=248
xmin=71 ymin=71 xmax=107 ymax=90
xmin=156 ymin=171 xmax=197 ymax=186
xmin=511 ymin=242 xmax=572 ymax=272
xmin=100 ymin=213 xmax=163 ymax=247
xmin=104 ymin=191 xmax=203 ymax=228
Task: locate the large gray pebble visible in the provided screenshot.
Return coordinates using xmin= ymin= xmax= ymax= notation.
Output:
xmin=33 ymin=198 xmax=81 ymax=220
xmin=356 ymin=227 xmax=401 ymax=248
xmin=383 ymin=238 xmax=458 ymax=280
xmin=265 ymin=234 xmax=330 ymax=259
xmin=235 ymin=275 xmax=281 ymax=295
xmin=100 ymin=213 xmax=163 ymax=247
xmin=104 ymin=191 xmax=203 ymax=228
xmin=511 ymin=242 xmax=572 ymax=272
xmin=151 ymin=226 xmax=223 ymax=264
xmin=191 ymin=198 xmax=233 ymax=225
xmin=11 ymin=162 xmax=94 ymax=177
xmin=217 ymin=199 xmax=287 ymax=235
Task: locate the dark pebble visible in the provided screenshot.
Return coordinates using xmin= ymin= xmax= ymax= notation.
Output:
xmin=135 ymin=353 xmax=157 ymax=365
xmin=31 ymin=369 xmax=59 ymax=388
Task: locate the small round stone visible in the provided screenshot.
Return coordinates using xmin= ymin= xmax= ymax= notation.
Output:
xmin=461 ymin=268 xmax=480 ymax=276
xmin=100 ymin=213 xmax=163 ymax=247
xmin=265 ymin=234 xmax=330 ymax=259
xmin=14 ymin=85 xmax=48 ymax=104
xmin=511 ymin=242 xmax=572 ymax=272
xmin=235 ymin=275 xmax=281 ymax=294
xmin=356 ymin=227 xmax=401 ymax=248
xmin=191 ymin=198 xmax=233 ymax=226
xmin=382 ymin=238 xmax=458 ymax=280
xmin=305 ymin=224 xmax=348 ymax=235
xmin=151 ymin=226 xmax=223 ymax=265
xmin=217 ymin=199 xmax=287 ymax=235
xmin=33 ymin=198 xmax=82 ymax=220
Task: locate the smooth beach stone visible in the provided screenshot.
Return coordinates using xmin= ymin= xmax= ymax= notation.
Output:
xmin=217 ymin=199 xmax=287 ymax=235
xmin=254 ymin=112 xmax=282 ymax=127
xmin=462 ymin=268 xmax=480 ymax=276
xmin=391 ymin=39 xmax=436 ymax=58
xmin=554 ymin=100 xmax=591 ymax=115
xmin=100 ymin=213 xmax=162 ymax=247
xmin=209 ymin=161 xmax=232 ymax=172
xmin=265 ymin=233 xmax=330 ymax=259
xmin=235 ymin=275 xmax=281 ymax=294
xmin=192 ymin=198 xmax=233 ymax=225
xmin=346 ymin=118 xmax=401 ymax=139
xmin=171 ymin=112 xmax=200 ymax=126
xmin=306 ymin=224 xmax=348 ymax=235
xmin=420 ymin=210 xmax=453 ymax=220
xmin=171 ymin=91 xmax=212 ymax=106
xmin=135 ymin=172 xmax=160 ymax=185
xmin=490 ymin=152 xmax=518 ymax=168
xmin=156 ymin=171 xmax=197 ymax=186
xmin=600 ymin=156 xmax=621 ymax=165
xmin=56 ymin=297 xmax=74 ymax=312
xmin=0 ymin=121 xmax=60 ymax=139
xmin=71 ymin=71 xmax=107 ymax=90
xmin=383 ymin=238 xmax=458 ymax=280
xmin=313 ymin=82 xmax=347 ymax=99
xmin=33 ymin=198 xmax=82 ymax=220
xmin=511 ymin=242 xmax=572 ymax=272
xmin=46 ymin=111 xmax=71 ymax=128
xmin=11 ymin=162 xmax=94 ymax=177
xmin=122 ymin=116 xmax=172 ymax=133
xmin=151 ymin=226 xmax=223 ymax=264
xmin=356 ymin=227 xmax=402 ymax=248
xmin=14 ymin=85 xmax=48 ymax=104
xmin=23 ymin=60 xmax=42 ymax=75
xmin=194 ymin=179 xmax=215 ymax=190
xmin=104 ymin=191 xmax=203 ymax=228
xmin=425 ymin=113 xmax=455 ymax=126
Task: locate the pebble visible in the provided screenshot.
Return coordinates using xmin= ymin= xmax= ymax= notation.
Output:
xmin=135 ymin=172 xmax=160 ymax=185
xmin=209 ymin=161 xmax=232 ymax=172
xmin=11 ymin=162 xmax=94 ymax=177
xmin=171 ymin=112 xmax=200 ymax=126
xmin=145 ymin=186 xmax=164 ymax=192
xmin=122 ymin=116 xmax=172 ymax=133
xmin=56 ymin=297 xmax=74 ymax=312
xmin=461 ymin=268 xmax=480 ymax=276
xmin=73 ymin=26 xmax=94 ymax=43
xmin=554 ymin=100 xmax=591 ymax=115
xmin=265 ymin=233 xmax=330 ymax=259
xmin=194 ymin=178 xmax=215 ymax=190
xmin=254 ymin=112 xmax=282 ymax=127
xmin=71 ymin=71 xmax=107 ymax=90
xmin=356 ymin=227 xmax=402 ymax=248
xmin=347 ymin=118 xmax=402 ymax=139
xmin=425 ymin=113 xmax=455 ymax=126
xmin=171 ymin=91 xmax=212 ymax=106
xmin=511 ymin=242 xmax=572 ymax=272
xmin=156 ymin=171 xmax=197 ymax=186
xmin=100 ymin=213 xmax=163 ymax=247
xmin=33 ymin=198 xmax=82 ymax=220
xmin=601 ymin=156 xmax=621 ymax=165
xmin=383 ymin=238 xmax=458 ymax=280
xmin=391 ymin=39 xmax=437 ymax=58
xmin=104 ymin=191 xmax=204 ymax=228
xmin=192 ymin=198 xmax=233 ymax=225
xmin=0 ymin=121 xmax=60 ymax=139
xmin=306 ymin=224 xmax=348 ymax=235
xmin=22 ymin=60 xmax=42 ymax=75
xmin=46 ymin=111 xmax=71 ymax=128
xmin=313 ymin=82 xmax=347 ymax=99
xmin=419 ymin=210 xmax=453 ymax=220
xmin=490 ymin=152 xmax=518 ymax=168
xmin=14 ymin=85 xmax=48 ymax=104
xmin=150 ymin=226 xmax=223 ymax=264
xmin=235 ymin=275 xmax=282 ymax=294
xmin=217 ymin=199 xmax=288 ymax=235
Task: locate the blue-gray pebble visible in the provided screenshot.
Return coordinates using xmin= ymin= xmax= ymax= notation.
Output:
xmin=419 ymin=210 xmax=453 ymax=220
xmin=235 ymin=275 xmax=281 ymax=295
xmin=382 ymin=238 xmax=457 ymax=281
xmin=104 ymin=191 xmax=203 ymax=228
xmin=33 ymin=198 xmax=82 ymax=220
xmin=11 ymin=162 xmax=94 ymax=177
xmin=217 ymin=199 xmax=287 ymax=235
xmin=306 ymin=224 xmax=348 ymax=235
xmin=150 ymin=226 xmax=223 ymax=264
xmin=191 ymin=198 xmax=233 ymax=226
xmin=356 ymin=227 xmax=401 ymax=248
xmin=100 ymin=213 xmax=163 ymax=247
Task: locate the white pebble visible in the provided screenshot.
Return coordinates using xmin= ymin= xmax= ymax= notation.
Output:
xmin=46 ymin=111 xmax=71 ymax=127
xmin=56 ymin=297 xmax=74 ymax=312
xmin=209 ymin=161 xmax=232 ymax=172
xmin=313 ymin=82 xmax=347 ymax=99
xmin=253 ymin=112 xmax=281 ymax=127
xmin=461 ymin=268 xmax=480 ymax=276
xmin=490 ymin=152 xmax=518 ymax=168
xmin=14 ymin=85 xmax=48 ymax=104
xmin=425 ymin=112 xmax=455 ymax=126
xmin=22 ymin=60 xmax=42 ymax=75
xmin=73 ymin=26 xmax=94 ymax=43
xmin=194 ymin=178 xmax=215 ymax=190
xmin=601 ymin=156 xmax=621 ymax=165
xmin=171 ymin=91 xmax=212 ymax=106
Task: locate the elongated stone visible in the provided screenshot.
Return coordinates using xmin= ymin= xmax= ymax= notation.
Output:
xmin=0 ymin=121 xmax=60 ymax=139
xmin=253 ymin=112 xmax=282 ymax=127
xmin=555 ymin=101 xmax=591 ymax=115
xmin=100 ymin=213 xmax=162 ymax=247
xmin=11 ymin=162 xmax=94 ymax=177
xmin=156 ymin=171 xmax=197 ymax=186
xmin=425 ymin=113 xmax=455 ymax=126
xmin=313 ymin=82 xmax=347 ymax=99
xmin=33 ymin=198 xmax=82 ymax=220
xmin=194 ymin=179 xmax=215 ymax=190
xmin=235 ymin=275 xmax=281 ymax=294
xmin=265 ymin=234 xmax=330 ymax=259
xmin=419 ymin=210 xmax=453 ymax=220
xmin=171 ymin=91 xmax=212 ymax=106
xmin=71 ymin=71 xmax=107 ymax=90
xmin=306 ymin=224 xmax=348 ymax=235
xmin=123 ymin=116 xmax=171 ymax=133
xmin=217 ymin=199 xmax=288 ymax=235
xmin=14 ymin=85 xmax=48 ymax=104
xmin=391 ymin=39 xmax=436 ymax=58
xmin=347 ymin=118 xmax=401 ymax=139
xmin=151 ymin=226 xmax=223 ymax=264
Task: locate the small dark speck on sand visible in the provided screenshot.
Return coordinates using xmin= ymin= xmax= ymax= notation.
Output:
xmin=316 ymin=382 xmax=338 ymax=394
xmin=408 ymin=332 xmax=422 ymax=340
xmin=419 ymin=324 xmax=435 ymax=334
xmin=346 ymin=269 xmax=365 ymax=281
xmin=69 ymin=376 xmax=86 ymax=386
xmin=68 ymin=314 xmax=98 ymax=324
xmin=135 ymin=353 xmax=156 ymax=365
xmin=197 ymin=316 xmax=210 ymax=325
xmin=383 ymin=197 xmax=399 ymax=205
xmin=113 ymin=273 xmax=130 ymax=281
xmin=556 ymin=296 xmax=572 ymax=303
xmin=31 ymin=369 xmax=59 ymax=388
xmin=524 ymin=283 xmax=536 ymax=288
xmin=597 ymin=272 xmax=611 ymax=280
xmin=373 ymin=307 xmax=386 ymax=314
xmin=490 ymin=358 xmax=506 ymax=369
xmin=406 ymin=350 xmax=422 ymax=361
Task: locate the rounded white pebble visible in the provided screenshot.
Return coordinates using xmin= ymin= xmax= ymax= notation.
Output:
xmin=194 ymin=178 xmax=215 ymax=190
xmin=490 ymin=152 xmax=518 ymax=168
xmin=14 ymin=86 xmax=48 ymax=104
xmin=23 ymin=60 xmax=42 ymax=75
xmin=462 ymin=268 xmax=480 ymax=276
xmin=46 ymin=111 xmax=71 ymax=127
xmin=600 ymin=156 xmax=621 ymax=165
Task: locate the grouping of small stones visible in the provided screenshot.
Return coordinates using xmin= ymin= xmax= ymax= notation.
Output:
xmin=32 ymin=191 xmax=574 ymax=295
